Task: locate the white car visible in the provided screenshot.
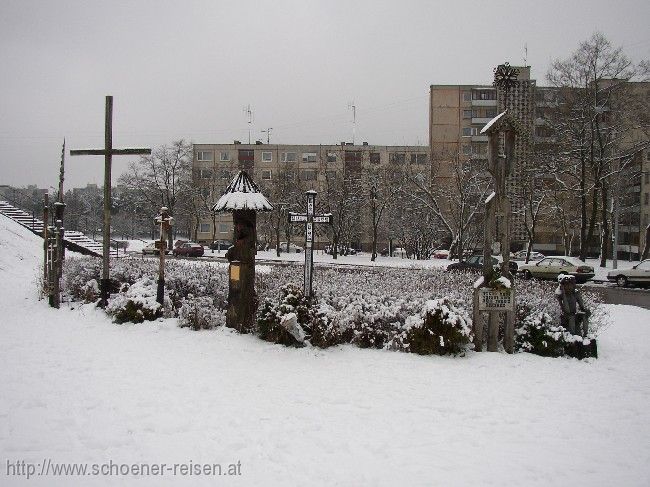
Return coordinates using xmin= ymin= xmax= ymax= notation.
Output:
xmin=607 ymin=259 xmax=650 ymax=287
xmin=278 ymin=242 xmax=303 ymax=253
xmin=517 ymin=256 xmax=595 ymax=283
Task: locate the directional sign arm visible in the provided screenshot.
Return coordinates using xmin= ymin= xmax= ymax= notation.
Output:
xmin=289 ymin=212 xmax=308 ymax=223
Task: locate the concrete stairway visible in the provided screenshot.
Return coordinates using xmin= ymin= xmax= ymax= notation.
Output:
xmin=0 ymin=200 xmax=103 ymax=257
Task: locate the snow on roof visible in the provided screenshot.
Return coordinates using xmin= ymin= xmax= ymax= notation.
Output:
xmin=212 ymin=171 xmax=273 ymax=212
xmin=480 ymin=110 xmax=507 ymax=134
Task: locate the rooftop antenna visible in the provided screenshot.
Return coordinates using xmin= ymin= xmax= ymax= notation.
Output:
xmin=347 ymin=100 xmax=356 ymax=145
xmin=261 ymin=127 xmax=273 ymax=144
xmin=243 ymin=104 xmax=254 ymax=144
xmin=523 ymin=43 xmax=528 ymax=67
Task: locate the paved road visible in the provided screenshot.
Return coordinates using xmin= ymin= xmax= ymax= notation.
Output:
xmin=584 ymin=285 xmax=650 ymax=309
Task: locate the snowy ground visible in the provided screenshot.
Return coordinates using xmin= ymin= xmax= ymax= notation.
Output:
xmin=2 ymin=214 xmax=650 ymax=486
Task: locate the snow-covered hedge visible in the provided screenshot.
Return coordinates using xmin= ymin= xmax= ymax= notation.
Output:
xmin=105 ymin=278 xmax=162 ymax=324
xmin=62 ymin=256 xmax=606 ymax=357
xmin=392 ymin=298 xmax=473 ymax=355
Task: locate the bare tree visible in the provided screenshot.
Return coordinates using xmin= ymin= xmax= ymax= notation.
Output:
xmin=118 ymin=140 xmax=192 ymax=246
xmin=413 ymin=154 xmax=491 ymax=260
xmin=546 ymin=32 xmax=649 ymax=264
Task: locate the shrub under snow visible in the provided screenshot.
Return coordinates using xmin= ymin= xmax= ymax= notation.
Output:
xmin=393 ymin=298 xmax=473 ymax=355
xmin=105 ymin=277 xmax=162 ymax=324
xmin=62 ymin=256 xmax=606 ymax=359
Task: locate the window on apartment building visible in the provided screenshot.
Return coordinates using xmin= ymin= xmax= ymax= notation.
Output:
xmin=262 ymin=151 xmax=272 ymax=162
xmin=282 ymin=152 xmax=297 ymax=162
xmin=199 ymin=223 xmax=210 ymax=233
xmin=219 ymin=224 xmax=229 ymax=233
xmin=301 ymin=169 xmax=317 ymax=181
xmin=302 ymin=152 xmax=317 ymax=162
xmin=645 ymin=173 xmax=649 ymax=184
xmin=220 ymin=170 xmax=231 ymax=179
xmin=646 ymin=150 xmax=650 ymax=162
xmin=197 ymin=151 xmax=213 ymax=162
xmin=238 ymin=149 xmax=254 ymax=162
xmin=285 ymin=170 xmax=296 ymax=180
xmin=326 ymin=170 xmax=338 ymax=180
xmin=462 ymin=109 xmax=472 ymax=119
xmin=472 ymin=143 xmax=487 ymax=155
xmin=410 ymin=153 xmax=427 ymax=164
xmin=462 ymin=127 xmax=478 ymax=137
xmin=261 ymin=170 xmax=272 ymax=180
xmin=486 ymin=108 xmax=497 ymax=118
xmin=369 ymin=152 xmax=380 ymax=164
xmin=645 ymin=193 xmax=649 ymax=205
xmin=462 ymin=145 xmax=472 ymax=156
xmin=199 ymin=169 xmax=213 ymax=179
xmin=462 ymin=91 xmax=471 ymax=101
xmin=327 ymin=152 xmax=337 ymax=162
xmin=389 ymin=153 xmax=406 ymax=164
xmin=220 ymin=151 xmax=230 ymax=162
xmin=201 ymin=188 xmax=210 ymax=199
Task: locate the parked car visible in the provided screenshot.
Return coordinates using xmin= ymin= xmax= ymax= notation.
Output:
xmin=378 ymin=247 xmax=407 ymax=258
xmin=607 ymin=259 xmax=650 ymax=287
xmin=324 ymin=245 xmax=358 ymax=255
xmin=209 ymin=239 xmax=231 ymax=251
xmin=172 ymin=242 xmax=205 ymax=257
xmin=447 ymin=255 xmax=518 ymax=274
xmin=512 ymin=250 xmax=545 ymax=261
xmin=433 ymin=249 xmax=450 ymax=259
xmin=277 ymin=242 xmax=303 ymax=253
xmin=517 ymin=256 xmax=594 ymax=283
xmin=141 ymin=241 xmax=170 ymax=255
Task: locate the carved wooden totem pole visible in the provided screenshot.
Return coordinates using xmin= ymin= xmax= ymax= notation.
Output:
xmin=213 ymin=171 xmax=273 ymax=332
xmin=473 ymin=63 xmax=522 ymax=354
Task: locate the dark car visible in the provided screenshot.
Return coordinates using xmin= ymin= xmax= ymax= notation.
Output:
xmin=209 ymin=239 xmax=231 ymax=251
xmin=172 ymin=242 xmax=205 ymax=257
xmin=447 ymin=254 xmax=518 ymax=274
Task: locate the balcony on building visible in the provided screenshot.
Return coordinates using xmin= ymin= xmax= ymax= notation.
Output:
xmin=471 ymin=117 xmax=492 ymax=125
xmin=471 ymin=88 xmax=497 ymax=107
xmin=471 ymin=134 xmax=489 ymax=142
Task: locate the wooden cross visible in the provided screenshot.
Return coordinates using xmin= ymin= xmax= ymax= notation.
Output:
xmin=70 ymin=95 xmax=151 ymax=306
xmin=288 ymin=190 xmax=332 ymax=298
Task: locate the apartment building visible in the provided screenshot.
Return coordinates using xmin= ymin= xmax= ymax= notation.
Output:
xmin=192 ymin=142 xmax=430 ymax=249
xmin=430 ymin=68 xmax=649 ymax=258
xmin=429 ymin=66 xmax=535 ymax=244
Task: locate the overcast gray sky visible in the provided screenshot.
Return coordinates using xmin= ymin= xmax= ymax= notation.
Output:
xmin=1 ymin=0 xmax=648 ymax=189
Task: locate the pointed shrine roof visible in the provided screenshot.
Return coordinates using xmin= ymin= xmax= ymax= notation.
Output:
xmin=212 ymin=171 xmax=274 ymax=212
xmin=480 ymin=109 xmax=524 ymax=136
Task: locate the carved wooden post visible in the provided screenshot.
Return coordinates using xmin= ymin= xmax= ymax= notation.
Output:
xmin=473 ymin=109 xmax=521 ymax=354
xmin=213 ymin=171 xmax=273 ymax=333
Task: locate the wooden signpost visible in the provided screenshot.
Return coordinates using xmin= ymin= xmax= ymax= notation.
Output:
xmin=288 ymin=190 xmax=332 ymax=299
xmin=70 ymin=96 xmax=151 ymax=306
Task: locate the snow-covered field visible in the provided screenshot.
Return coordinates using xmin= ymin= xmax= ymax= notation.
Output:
xmin=2 ymin=214 xmax=650 ymax=486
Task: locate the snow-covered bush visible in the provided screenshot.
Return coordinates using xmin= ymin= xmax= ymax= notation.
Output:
xmin=178 ymin=294 xmax=226 ymax=330
xmin=516 ymin=311 xmax=597 ymax=358
xmin=258 ymin=284 xmax=313 ymax=346
xmin=393 ymin=298 xmax=473 ymax=355
xmin=105 ymin=277 xmax=162 ymax=324
xmin=63 ymin=257 xmax=102 ymax=302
